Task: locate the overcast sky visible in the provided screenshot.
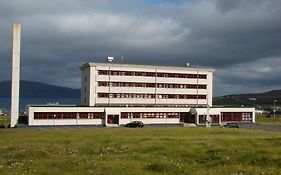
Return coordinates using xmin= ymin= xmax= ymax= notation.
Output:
xmin=1 ymin=0 xmax=281 ymax=97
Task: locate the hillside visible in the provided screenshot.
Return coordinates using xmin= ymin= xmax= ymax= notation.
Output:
xmin=213 ymin=90 xmax=281 ymax=108
xmin=0 ymin=80 xmax=80 ymax=98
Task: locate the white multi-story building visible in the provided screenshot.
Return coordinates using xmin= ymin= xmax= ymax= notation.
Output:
xmin=80 ymin=62 xmax=213 ymax=108
xmin=26 ymin=62 xmax=255 ymax=127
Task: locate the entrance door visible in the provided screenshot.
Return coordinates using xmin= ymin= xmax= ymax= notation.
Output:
xmin=186 ymin=113 xmax=196 ymax=123
xmin=180 ymin=112 xmax=196 ymax=123
xmin=107 ymin=115 xmax=119 ymax=125
xmin=180 ymin=113 xmax=186 ymax=122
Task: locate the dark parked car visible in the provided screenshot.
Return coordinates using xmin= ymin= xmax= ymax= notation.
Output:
xmin=223 ymin=123 xmax=240 ymax=128
xmin=124 ymin=121 xmax=144 ymax=128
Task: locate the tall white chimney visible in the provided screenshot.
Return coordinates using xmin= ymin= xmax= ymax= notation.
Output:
xmin=10 ymin=23 xmax=21 ymax=127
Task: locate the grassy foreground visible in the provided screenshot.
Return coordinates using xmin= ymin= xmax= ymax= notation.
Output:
xmin=0 ymin=116 xmax=9 ymax=128
xmin=0 ymin=127 xmax=281 ymax=175
xmin=256 ymin=114 xmax=281 ymax=125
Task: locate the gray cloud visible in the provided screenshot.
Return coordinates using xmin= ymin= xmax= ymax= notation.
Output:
xmin=214 ymin=56 xmax=281 ymax=96
xmin=0 ymin=0 xmax=281 ymax=96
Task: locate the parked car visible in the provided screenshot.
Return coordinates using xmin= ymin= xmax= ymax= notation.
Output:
xmin=223 ymin=123 xmax=240 ymax=128
xmin=124 ymin=121 xmax=144 ymax=128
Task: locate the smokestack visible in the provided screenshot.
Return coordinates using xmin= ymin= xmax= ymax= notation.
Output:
xmin=10 ymin=23 xmax=21 ymax=127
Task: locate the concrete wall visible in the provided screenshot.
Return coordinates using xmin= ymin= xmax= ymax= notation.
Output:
xmin=27 ymin=106 xmax=255 ymax=126
xmin=194 ymin=107 xmax=256 ymax=125
xmin=10 ymin=23 xmax=21 ymax=127
xmin=27 ymin=106 xmax=191 ymax=126
xmin=28 ymin=106 xmax=105 ymax=126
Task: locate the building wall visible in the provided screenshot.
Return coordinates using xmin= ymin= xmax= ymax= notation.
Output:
xmin=27 ymin=106 xmax=191 ymax=126
xmin=194 ymin=107 xmax=256 ymax=125
xmin=27 ymin=106 xmax=255 ymax=126
xmin=80 ymin=63 xmax=214 ymax=107
xmin=28 ymin=106 xmax=105 ymax=126
xmin=81 ymin=67 xmax=90 ymax=106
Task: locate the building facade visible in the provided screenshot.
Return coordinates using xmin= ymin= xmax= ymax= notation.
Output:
xmin=26 ymin=62 xmax=255 ymax=127
xmin=80 ymin=62 xmax=213 ymax=107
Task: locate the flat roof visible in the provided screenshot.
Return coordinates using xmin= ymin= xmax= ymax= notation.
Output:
xmin=80 ymin=62 xmax=215 ymax=72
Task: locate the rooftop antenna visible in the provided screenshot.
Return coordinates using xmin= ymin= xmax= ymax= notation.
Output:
xmin=107 ymin=56 xmax=114 ymax=63
xmin=121 ymin=56 xmax=124 ymax=63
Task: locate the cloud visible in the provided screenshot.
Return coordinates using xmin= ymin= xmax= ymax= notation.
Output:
xmin=0 ymin=0 xmax=281 ymax=96
xmin=214 ymin=56 xmax=281 ymax=96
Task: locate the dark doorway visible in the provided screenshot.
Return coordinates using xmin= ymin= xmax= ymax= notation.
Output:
xmin=180 ymin=112 xmax=195 ymax=123
xmin=107 ymin=115 xmax=119 ymax=125
xmin=180 ymin=113 xmax=186 ymax=122
xmin=185 ymin=113 xmax=196 ymax=123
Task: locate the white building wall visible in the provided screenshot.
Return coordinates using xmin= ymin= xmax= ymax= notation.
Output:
xmin=28 ymin=106 xmax=105 ymax=126
xmin=207 ymin=72 xmax=213 ymax=107
xmin=27 ymin=105 xmax=255 ymax=126
xmin=89 ymin=66 xmax=97 ymax=106
xmin=80 ymin=62 xmax=214 ymax=107
xmin=194 ymin=107 xmax=255 ymax=125
xmin=81 ymin=67 xmax=91 ymax=106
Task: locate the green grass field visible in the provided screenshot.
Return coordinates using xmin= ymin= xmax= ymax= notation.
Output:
xmin=256 ymin=114 xmax=281 ymax=125
xmin=0 ymin=127 xmax=280 ymax=175
xmin=0 ymin=116 xmax=9 ymax=128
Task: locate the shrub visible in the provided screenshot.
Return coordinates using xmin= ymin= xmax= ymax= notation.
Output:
xmin=0 ymin=124 xmax=6 ymax=128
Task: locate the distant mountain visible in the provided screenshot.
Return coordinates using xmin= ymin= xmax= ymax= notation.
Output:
xmin=0 ymin=80 xmax=80 ymax=98
xmin=213 ymin=90 xmax=281 ymax=108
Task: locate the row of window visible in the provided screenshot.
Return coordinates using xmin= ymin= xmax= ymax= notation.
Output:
xmin=98 ymin=81 xmax=207 ymax=89
xmin=98 ymin=93 xmax=206 ymax=99
xmin=98 ymin=70 xmax=207 ymax=79
xmin=199 ymin=113 xmax=252 ymax=123
xmin=121 ymin=112 xmax=180 ymax=119
xmin=95 ymin=104 xmax=208 ymax=108
xmin=221 ymin=112 xmax=252 ymax=122
xmin=199 ymin=115 xmax=219 ymax=123
xmin=34 ymin=112 xmax=104 ymax=120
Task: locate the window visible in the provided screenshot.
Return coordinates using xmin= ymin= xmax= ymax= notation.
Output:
xmin=135 ymin=72 xmax=142 ymax=76
xmin=121 ymin=112 xmax=130 ymax=118
xmin=242 ymin=112 xmax=252 ymax=122
xmin=125 ymin=71 xmax=133 ymax=76
xmin=98 ymin=82 xmax=108 ymax=86
xmin=98 ymin=81 xmax=206 ymax=90
xmin=34 ymin=112 xmax=93 ymax=120
xmin=133 ymin=113 xmax=141 ymax=118
xmin=98 ymin=93 xmax=109 ymax=98
xmin=98 ymin=70 xmax=108 ymax=75
xmin=98 ymin=69 xmax=207 ymax=79
xmin=97 ymin=93 xmax=207 ymax=99
xmin=222 ymin=112 xmax=243 ymax=122
xmin=198 ymin=74 xmax=207 ymax=79
xmin=85 ymin=112 xmax=104 ymax=119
